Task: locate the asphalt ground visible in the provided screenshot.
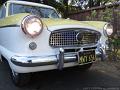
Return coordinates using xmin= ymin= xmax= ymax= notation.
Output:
xmin=0 ymin=60 xmax=120 ymax=90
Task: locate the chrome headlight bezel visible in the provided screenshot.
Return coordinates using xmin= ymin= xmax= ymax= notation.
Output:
xmin=103 ymin=23 xmax=113 ymax=36
xmin=21 ymin=15 xmax=43 ymax=37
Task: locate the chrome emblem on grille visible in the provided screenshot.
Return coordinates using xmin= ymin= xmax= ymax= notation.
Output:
xmin=76 ymin=32 xmax=83 ymax=42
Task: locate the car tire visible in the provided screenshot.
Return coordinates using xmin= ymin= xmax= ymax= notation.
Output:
xmin=78 ymin=63 xmax=92 ymax=71
xmin=1 ymin=55 xmax=31 ymax=87
xmin=10 ymin=69 xmax=31 ymax=87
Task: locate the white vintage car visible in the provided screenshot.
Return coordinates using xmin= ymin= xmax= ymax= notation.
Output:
xmin=0 ymin=0 xmax=113 ymax=86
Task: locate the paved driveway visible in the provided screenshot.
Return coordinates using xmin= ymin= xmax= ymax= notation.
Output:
xmin=0 ymin=60 xmax=120 ymax=90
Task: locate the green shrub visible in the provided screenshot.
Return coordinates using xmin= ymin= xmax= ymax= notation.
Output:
xmin=87 ymin=8 xmax=113 ymax=22
xmin=101 ymin=8 xmax=113 ymax=22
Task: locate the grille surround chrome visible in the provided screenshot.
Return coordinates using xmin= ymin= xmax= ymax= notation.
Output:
xmin=49 ymin=28 xmax=101 ymax=47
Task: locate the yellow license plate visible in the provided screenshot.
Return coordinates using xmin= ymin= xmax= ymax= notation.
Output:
xmin=78 ymin=50 xmax=96 ymax=64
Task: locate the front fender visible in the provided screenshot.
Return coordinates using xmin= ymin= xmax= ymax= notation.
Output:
xmin=0 ymin=13 xmax=30 ymax=27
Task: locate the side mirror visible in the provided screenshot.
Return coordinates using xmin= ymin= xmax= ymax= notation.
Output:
xmin=3 ymin=3 xmax=6 ymax=8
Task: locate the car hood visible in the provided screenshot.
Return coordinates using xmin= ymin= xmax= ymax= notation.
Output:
xmin=42 ymin=18 xmax=87 ymax=27
xmin=0 ymin=13 xmax=106 ymax=31
xmin=42 ymin=18 xmax=106 ymax=31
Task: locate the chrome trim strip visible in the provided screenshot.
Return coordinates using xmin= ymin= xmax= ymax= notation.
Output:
xmin=0 ymin=24 xmax=19 ymax=28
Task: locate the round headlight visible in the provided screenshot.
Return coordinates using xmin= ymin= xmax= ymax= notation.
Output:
xmin=21 ymin=15 xmax=43 ymax=37
xmin=103 ymin=23 xmax=113 ymax=36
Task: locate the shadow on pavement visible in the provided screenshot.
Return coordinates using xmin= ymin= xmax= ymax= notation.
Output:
xmin=0 ymin=61 xmax=120 ymax=90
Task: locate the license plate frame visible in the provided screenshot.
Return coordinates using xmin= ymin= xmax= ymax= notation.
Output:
xmin=78 ymin=50 xmax=96 ymax=65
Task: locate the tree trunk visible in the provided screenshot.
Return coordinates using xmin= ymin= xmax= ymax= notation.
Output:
xmin=63 ymin=0 xmax=69 ymax=18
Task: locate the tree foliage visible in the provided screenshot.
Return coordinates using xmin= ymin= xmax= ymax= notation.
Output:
xmin=0 ymin=0 xmax=2 ymax=6
xmin=53 ymin=0 xmax=119 ymax=17
xmin=70 ymin=0 xmax=119 ymax=9
xmin=87 ymin=0 xmax=119 ymax=8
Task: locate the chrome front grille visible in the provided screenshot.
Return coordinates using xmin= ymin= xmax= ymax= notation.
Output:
xmin=49 ymin=28 xmax=101 ymax=47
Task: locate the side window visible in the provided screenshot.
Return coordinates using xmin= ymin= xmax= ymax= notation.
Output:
xmin=1 ymin=6 xmax=6 ymax=18
xmin=0 ymin=5 xmax=6 ymax=19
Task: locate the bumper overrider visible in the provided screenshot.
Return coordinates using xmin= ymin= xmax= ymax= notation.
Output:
xmin=11 ymin=46 xmax=106 ymax=70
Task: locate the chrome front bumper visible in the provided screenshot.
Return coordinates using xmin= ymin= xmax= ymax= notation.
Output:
xmin=11 ymin=47 xmax=104 ymax=70
xmin=11 ymin=54 xmax=76 ymax=67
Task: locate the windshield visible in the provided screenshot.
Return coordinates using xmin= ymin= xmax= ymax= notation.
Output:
xmin=9 ymin=3 xmax=59 ymax=18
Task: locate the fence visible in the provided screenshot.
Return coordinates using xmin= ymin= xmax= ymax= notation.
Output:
xmin=69 ymin=2 xmax=120 ymax=21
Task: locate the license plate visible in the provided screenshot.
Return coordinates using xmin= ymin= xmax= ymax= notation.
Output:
xmin=78 ymin=50 xmax=96 ymax=65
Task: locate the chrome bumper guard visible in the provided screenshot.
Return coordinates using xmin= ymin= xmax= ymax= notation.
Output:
xmin=11 ymin=48 xmax=103 ymax=70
